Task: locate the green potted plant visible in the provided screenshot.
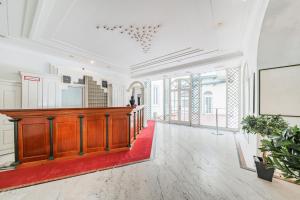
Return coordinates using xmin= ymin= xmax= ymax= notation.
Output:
xmin=260 ymin=126 xmax=300 ymax=184
xmin=241 ymin=115 xmax=288 ymax=181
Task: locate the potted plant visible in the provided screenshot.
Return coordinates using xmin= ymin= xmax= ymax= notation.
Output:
xmin=241 ymin=115 xmax=288 ymax=182
xmin=260 ymin=126 xmax=300 ymax=184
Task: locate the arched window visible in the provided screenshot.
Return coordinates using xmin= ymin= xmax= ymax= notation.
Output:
xmin=203 ymin=91 xmax=213 ymax=114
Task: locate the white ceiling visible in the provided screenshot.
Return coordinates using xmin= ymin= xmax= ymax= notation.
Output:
xmin=0 ymin=0 xmax=258 ymax=77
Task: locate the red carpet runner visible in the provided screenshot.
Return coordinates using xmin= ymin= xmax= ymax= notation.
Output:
xmin=0 ymin=120 xmax=155 ymax=191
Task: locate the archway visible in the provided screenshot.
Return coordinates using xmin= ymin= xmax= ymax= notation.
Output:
xmin=127 ymin=81 xmax=144 ymax=105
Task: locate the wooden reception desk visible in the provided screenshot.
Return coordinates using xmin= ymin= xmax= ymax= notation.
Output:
xmin=0 ymin=106 xmax=145 ymax=165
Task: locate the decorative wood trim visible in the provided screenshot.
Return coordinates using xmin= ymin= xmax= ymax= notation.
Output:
xmin=47 ymin=116 xmax=55 ymax=160
xmin=105 ymin=113 xmax=110 ymax=151
xmin=1 ymin=107 xmax=142 ymax=165
xmin=79 ymin=115 xmax=84 ymax=155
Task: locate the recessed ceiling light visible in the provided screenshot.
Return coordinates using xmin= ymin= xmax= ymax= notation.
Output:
xmin=90 ymin=60 xmax=95 ymax=64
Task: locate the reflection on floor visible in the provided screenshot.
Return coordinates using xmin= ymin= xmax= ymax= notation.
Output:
xmin=0 ymin=122 xmax=299 ymax=200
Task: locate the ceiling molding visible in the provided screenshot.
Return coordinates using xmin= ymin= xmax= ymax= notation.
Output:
xmin=29 ymin=0 xmax=58 ymax=39
xmin=0 ymin=0 xmax=9 ymax=36
xmin=129 ymin=47 xmax=192 ymax=68
xmin=48 ymin=38 xmax=121 ymax=69
xmin=51 ymin=0 xmax=78 ymax=40
xmin=132 ymin=49 xmax=220 ymax=73
xmin=21 ymin=0 xmax=38 ymax=37
xmin=130 ymin=48 xmax=209 ymax=72
xmin=131 ymin=51 xmax=243 ymax=78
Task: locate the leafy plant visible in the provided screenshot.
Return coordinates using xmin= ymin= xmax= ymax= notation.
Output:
xmin=260 ymin=126 xmax=300 ymax=184
xmin=241 ymin=115 xmax=300 ymax=184
xmin=241 ymin=115 xmax=288 ymax=137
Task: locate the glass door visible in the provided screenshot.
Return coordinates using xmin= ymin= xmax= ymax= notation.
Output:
xmin=170 ymin=77 xmax=190 ymax=124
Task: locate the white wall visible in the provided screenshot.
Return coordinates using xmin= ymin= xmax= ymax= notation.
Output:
xmin=0 ymin=40 xmax=131 ymax=108
xmin=151 ymin=80 xmax=164 ymax=119
xmin=237 ymin=0 xmax=270 ymax=163
xmin=257 ymin=0 xmax=300 ymax=126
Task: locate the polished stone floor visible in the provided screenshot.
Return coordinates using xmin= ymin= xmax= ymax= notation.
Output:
xmin=0 ymin=122 xmax=299 ymax=200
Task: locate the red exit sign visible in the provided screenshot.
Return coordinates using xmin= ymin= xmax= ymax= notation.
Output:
xmin=24 ymin=76 xmax=40 ymax=82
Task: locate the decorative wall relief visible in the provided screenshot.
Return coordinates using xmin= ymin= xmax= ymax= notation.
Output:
xmin=97 ymin=24 xmax=161 ymax=53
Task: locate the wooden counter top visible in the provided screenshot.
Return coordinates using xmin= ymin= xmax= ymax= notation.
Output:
xmin=0 ymin=106 xmax=145 ymax=165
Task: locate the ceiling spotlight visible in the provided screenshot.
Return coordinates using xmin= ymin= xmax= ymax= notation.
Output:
xmin=90 ymin=60 xmax=95 ymax=64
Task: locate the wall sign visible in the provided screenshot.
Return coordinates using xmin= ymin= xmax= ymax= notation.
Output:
xmin=24 ymin=76 xmax=40 ymax=82
xmin=63 ymin=75 xmax=71 ymax=83
xmin=102 ymin=80 xmax=108 ymax=88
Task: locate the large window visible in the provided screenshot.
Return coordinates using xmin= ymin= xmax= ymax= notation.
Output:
xmin=200 ymin=70 xmax=226 ymax=127
xmin=203 ymin=91 xmax=213 ymax=114
xmin=149 ymin=67 xmax=240 ymax=129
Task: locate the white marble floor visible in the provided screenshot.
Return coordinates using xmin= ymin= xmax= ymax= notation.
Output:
xmin=0 ymin=122 xmax=299 ymax=200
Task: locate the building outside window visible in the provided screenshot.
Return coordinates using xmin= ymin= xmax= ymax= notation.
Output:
xmin=203 ymin=91 xmax=213 ymax=114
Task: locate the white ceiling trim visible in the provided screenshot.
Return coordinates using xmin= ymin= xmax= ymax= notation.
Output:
xmin=0 ymin=0 xmax=9 ymax=36
xmin=21 ymin=0 xmax=38 ymax=37
xmin=29 ymin=0 xmax=58 ymax=39
xmin=131 ymin=51 xmax=243 ymax=78
xmin=51 ymin=0 xmax=78 ymax=40
xmin=131 ymin=49 xmax=220 ymax=74
xmin=48 ymin=38 xmax=121 ymax=68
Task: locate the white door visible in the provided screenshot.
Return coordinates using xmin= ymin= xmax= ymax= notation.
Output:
xmin=170 ymin=78 xmax=190 ymax=124
xmin=0 ymin=80 xmax=21 ymax=155
xmin=21 ymin=74 xmax=43 ymax=108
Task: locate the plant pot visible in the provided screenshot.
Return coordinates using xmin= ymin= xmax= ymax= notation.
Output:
xmin=254 ymin=156 xmax=275 ymax=182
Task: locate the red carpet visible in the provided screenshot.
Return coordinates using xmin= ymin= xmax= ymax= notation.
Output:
xmin=0 ymin=120 xmax=155 ymax=191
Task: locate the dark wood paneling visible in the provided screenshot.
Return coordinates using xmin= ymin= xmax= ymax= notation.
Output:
xmin=85 ymin=115 xmax=105 ymax=153
xmin=0 ymin=107 xmax=141 ymax=164
xmin=130 ymin=115 xmax=134 ymax=142
xmin=111 ymin=117 xmax=128 ymax=149
xmin=19 ymin=118 xmax=49 ymax=163
xmin=54 ymin=116 xmax=79 ymax=157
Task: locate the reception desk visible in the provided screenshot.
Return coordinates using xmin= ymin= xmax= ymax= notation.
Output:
xmin=0 ymin=106 xmax=145 ymax=165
